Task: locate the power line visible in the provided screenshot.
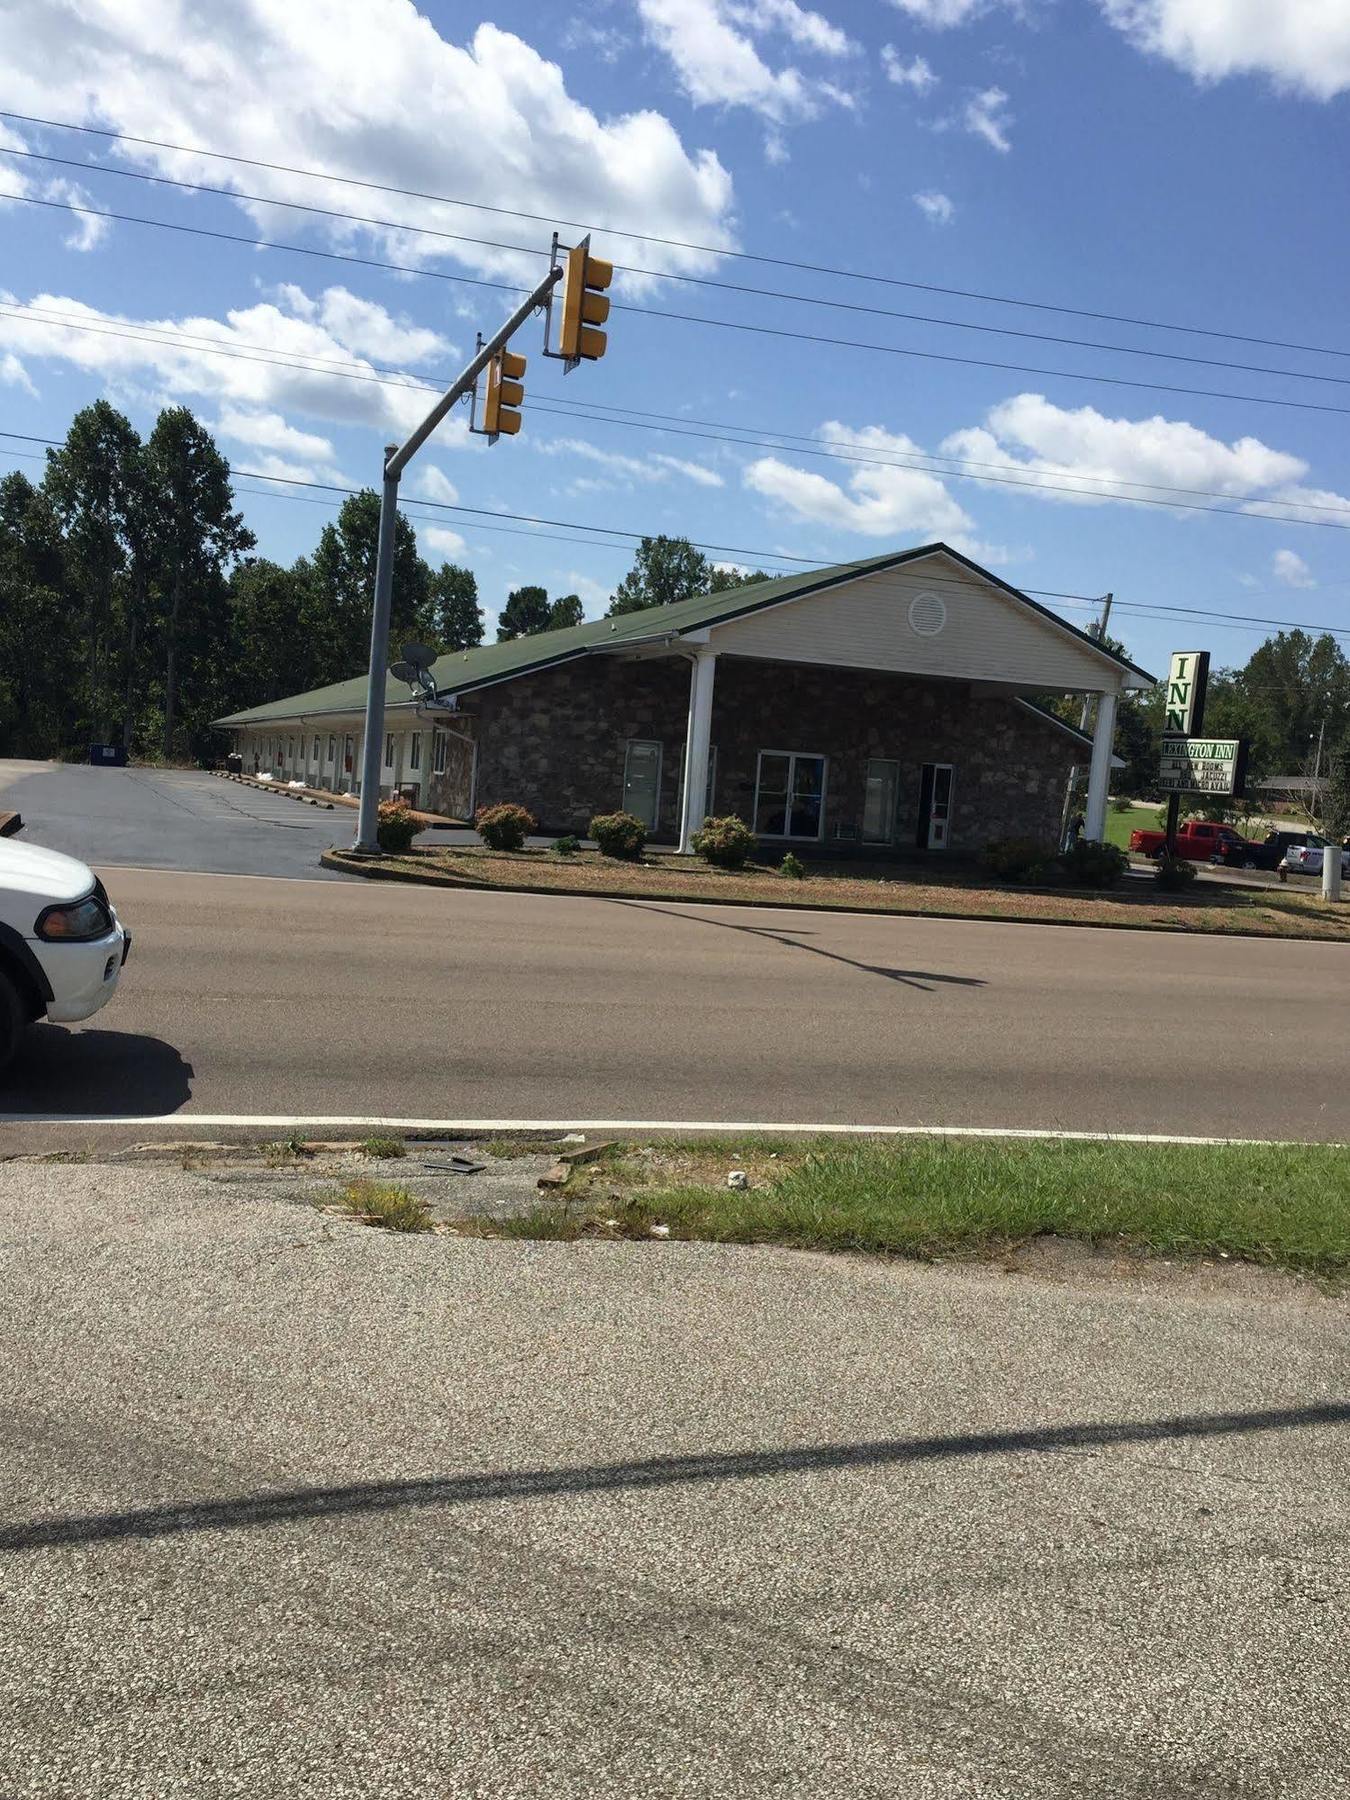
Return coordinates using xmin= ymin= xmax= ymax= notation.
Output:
xmin=7 ymin=429 xmax=1349 ymax=641
xmin=11 ymin=189 xmax=1350 ymax=424
xmin=8 ymin=303 xmax=1350 ymax=534
xmin=6 ymin=142 xmax=1350 ymax=390
xmin=5 ymin=106 xmax=1347 ymax=363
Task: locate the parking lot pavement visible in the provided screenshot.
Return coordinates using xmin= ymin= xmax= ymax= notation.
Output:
xmin=0 ymin=1160 xmax=1346 ymax=1799
xmin=0 ymin=760 xmax=353 ymax=878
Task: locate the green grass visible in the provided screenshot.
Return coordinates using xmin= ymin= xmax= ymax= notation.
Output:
xmin=1103 ymin=803 xmax=1164 ymax=851
xmin=480 ymin=1140 xmax=1350 ymax=1278
xmin=358 ymin=1135 xmax=407 ymax=1160
xmin=334 ymin=1178 xmax=434 ymax=1233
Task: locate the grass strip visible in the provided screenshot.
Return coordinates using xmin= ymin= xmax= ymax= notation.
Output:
xmin=334 ymin=1178 xmax=434 ymax=1233
xmin=479 ymin=1141 xmax=1350 ymax=1278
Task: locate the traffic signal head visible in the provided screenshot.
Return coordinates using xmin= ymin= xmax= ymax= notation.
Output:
xmin=482 ymin=348 xmax=526 ymax=437
xmin=559 ymin=241 xmax=613 ymax=362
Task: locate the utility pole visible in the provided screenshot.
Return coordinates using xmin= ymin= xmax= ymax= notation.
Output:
xmin=1061 ymin=593 xmax=1112 ymax=846
xmin=352 ymin=264 xmax=563 ymax=855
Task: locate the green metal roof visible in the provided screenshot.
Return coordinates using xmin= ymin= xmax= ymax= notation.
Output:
xmin=213 ymin=542 xmax=1153 ymax=728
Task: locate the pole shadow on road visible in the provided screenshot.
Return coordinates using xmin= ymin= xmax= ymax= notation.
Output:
xmin=3 ymin=1400 xmax=1344 ymax=1554
xmin=2 ymin=1027 xmax=193 ymax=1116
xmin=614 ymin=902 xmax=988 ymax=993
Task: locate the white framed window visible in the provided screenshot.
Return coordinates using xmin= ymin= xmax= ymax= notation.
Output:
xmin=384 ymin=733 xmax=395 ymax=767
xmin=433 ymin=731 xmax=447 ymax=775
xmin=327 ymin=734 xmax=336 ymax=762
xmin=409 ymin=732 xmax=422 ymax=772
xmin=753 ymin=751 xmax=827 ymax=840
xmin=862 ymin=759 xmax=900 ymax=844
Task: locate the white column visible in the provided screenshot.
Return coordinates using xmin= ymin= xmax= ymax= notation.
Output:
xmin=678 ymin=650 xmax=717 ymax=853
xmin=1084 ymin=689 xmax=1118 ymax=842
xmin=1323 ymin=846 xmax=1343 ymax=904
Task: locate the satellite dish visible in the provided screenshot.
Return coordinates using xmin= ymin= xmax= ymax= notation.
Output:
xmin=401 ymin=642 xmax=438 ymax=672
xmin=389 ymin=660 xmax=418 ymax=684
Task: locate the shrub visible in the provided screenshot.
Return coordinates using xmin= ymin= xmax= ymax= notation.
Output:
xmin=590 ymin=811 xmax=647 ymax=860
xmin=376 ymin=796 xmax=419 ymax=853
xmin=982 ymin=837 xmax=1058 ymax=884
xmin=1059 ymin=838 xmax=1129 ymax=889
xmin=1155 ymin=852 xmax=1197 ymax=892
xmin=779 ymin=852 xmax=807 ymax=880
xmin=551 ymin=835 xmax=581 ymax=856
xmin=475 ymin=802 xmax=536 ymax=851
xmin=691 ymin=814 xmax=757 ymax=870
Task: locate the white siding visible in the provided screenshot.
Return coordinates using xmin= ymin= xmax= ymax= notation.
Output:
xmin=706 ymin=555 xmax=1128 ymax=694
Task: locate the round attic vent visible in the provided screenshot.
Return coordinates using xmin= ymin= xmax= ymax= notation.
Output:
xmin=908 ymin=590 xmax=947 ymax=637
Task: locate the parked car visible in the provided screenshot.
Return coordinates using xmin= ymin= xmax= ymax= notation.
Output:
xmin=1211 ymin=829 xmax=1317 ymax=871
xmin=0 ymin=839 xmax=130 ymax=1074
xmin=1280 ymin=838 xmax=1350 ymax=881
xmin=1127 ymin=820 xmax=1260 ymax=863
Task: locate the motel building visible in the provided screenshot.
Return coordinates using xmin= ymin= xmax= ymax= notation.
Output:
xmin=215 ymin=544 xmax=1151 ymax=855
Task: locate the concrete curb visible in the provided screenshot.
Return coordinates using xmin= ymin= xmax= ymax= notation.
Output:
xmin=318 ymin=849 xmax=1346 ymax=942
xmin=215 ymin=769 xmax=462 ymax=828
xmin=0 ymin=811 xmax=22 ymax=838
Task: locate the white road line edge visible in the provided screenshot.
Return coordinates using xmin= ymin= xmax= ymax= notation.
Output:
xmin=0 ymin=1114 xmax=1336 ymax=1147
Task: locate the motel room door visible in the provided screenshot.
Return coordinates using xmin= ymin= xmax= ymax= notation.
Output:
xmin=622 ymin=740 xmax=663 ymax=834
xmin=916 ymin=762 xmax=954 ymax=851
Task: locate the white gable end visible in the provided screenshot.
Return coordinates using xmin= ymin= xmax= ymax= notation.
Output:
xmin=705 ymin=555 xmax=1129 ymax=694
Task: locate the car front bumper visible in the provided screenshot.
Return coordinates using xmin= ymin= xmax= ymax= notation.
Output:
xmin=34 ymin=923 xmax=130 ymax=1024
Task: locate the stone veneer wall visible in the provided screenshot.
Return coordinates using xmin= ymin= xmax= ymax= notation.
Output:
xmin=453 ymin=654 xmax=1079 ymax=850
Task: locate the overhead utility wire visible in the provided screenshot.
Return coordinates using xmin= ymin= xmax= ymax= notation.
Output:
xmin=7 ymin=430 xmax=1350 ymax=640
xmin=4 ymin=143 xmax=1347 ymax=388
xmin=4 ymin=106 xmax=1347 ymax=362
xmin=15 ymin=300 xmax=1350 ymax=520
xmin=9 ymin=191 xmax=1350 ymax=425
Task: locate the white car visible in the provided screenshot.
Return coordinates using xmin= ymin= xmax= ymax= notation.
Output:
xmin=0 ymin=839 xmax=129 ymax=1074
xmin=1281 ymin=839 xmax=1350 ymax=880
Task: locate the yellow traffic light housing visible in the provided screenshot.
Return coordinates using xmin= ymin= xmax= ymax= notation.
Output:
xmin=558 ymin=239 xmax=612 ymax=364
xmin=481 ymin=348 xmax=526 ymax=438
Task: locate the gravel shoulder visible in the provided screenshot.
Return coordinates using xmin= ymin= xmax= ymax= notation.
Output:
xmin=0 ymin=1158 xmax=1346 ymax=1799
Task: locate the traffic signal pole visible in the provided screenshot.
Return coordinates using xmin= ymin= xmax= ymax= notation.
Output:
xmin=353 ymin=263 xmax=564 ymax=855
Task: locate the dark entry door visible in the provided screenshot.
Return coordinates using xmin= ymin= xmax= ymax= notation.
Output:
xmin=916 ymin=763 xmax=955 ymax=851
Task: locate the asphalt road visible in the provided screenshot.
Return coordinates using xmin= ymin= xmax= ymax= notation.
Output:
xmin=0 ymin=1159 xmax=1345 ymax=1799
xmin=3 ymin=866 xmax=1347 ymax=1141
xmin=0 ymin=760 xmax=353 ymax=879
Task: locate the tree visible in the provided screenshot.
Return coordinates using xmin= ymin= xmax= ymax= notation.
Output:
xmin=417 ymin=562 xmax=483 ymax=652
xmin=708 ymin=566 xmax=772 ymax=592
xmin=43 ymin=401 xmax=144 ymax=740
xmin=309 ymin=491 xmax=431 ymax=682
xmin=1322 ymin=729 xmax=1350 ymax=841
xmin=497 ymin=585 xmax=554 ymax=641
xmin=549 ymin=592 xmax=584 ymax=629
xmin=607 ymin=536 xmax=711 ymax=615
xmin=0 ymin=472 xmax=70 ymax=756
xmin=225 ymin=558 xmax=319 ymax=709
xmin=143 ymin=408 xmax=254 ymax=757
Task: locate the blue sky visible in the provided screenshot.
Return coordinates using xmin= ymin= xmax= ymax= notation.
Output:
xmin=1 ymin=0 xmax=1348 ymax=669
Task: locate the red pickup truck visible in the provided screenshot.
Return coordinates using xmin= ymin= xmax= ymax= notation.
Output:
xmin=1128 ymin=820 xmax=1259 ymax=863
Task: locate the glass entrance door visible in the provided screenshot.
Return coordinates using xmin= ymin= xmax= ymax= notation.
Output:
xmin=754 ymin=752 xmax=827 ymax=840
xmin=623 ymin=740 xmax=663 ymax=832
xmin=918 ymin=762 xmax=954 ymax=850
xmin=862 ymin=759 xmax=900 ymax=844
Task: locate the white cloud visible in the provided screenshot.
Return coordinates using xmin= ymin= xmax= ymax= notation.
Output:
xmin=215 ymin=406 xmax=337 ymax=464
xmin=420 ymin=525 xmax=467 ymax=560
xmin=1101 ymin=0 xmax=1350 ymax=101
xmin=964 ymin=86 xmax=1013 ymax=151
xmin=0 ymin=8 xmax=736 ymax=282
xmin=914 ymin=190 xmax=955 ymax=224
xmin=888 ymin=0 xmax=985 ymax=24
xmin=0 ymin=350 xmax=35 ymax=394
xmin=540 ymin=437 xmax=724 ymax=487
xmin=274 ymin=286 xmax=449 ymax=367
xmin=939 ymin=394 xmax=1308 ymax=504
xmin=1271 ymin=548 xmax=1316 ymax=588
xmin=0 ymin=126 xmax=108 ymax=250
xmin=744 ymin=422 xmax=979 ymax=544
xmin=649 ymin=453 xmax=725 ymax=486
xmin=1246 ymin=484 xmax=1350 ymax=525
xmin=0 ymin=285 xmax=459 ymax=443
xmin=637 ymin=0 xmax=855 ymax=121
xmin=411 ymin=465 xmax=461 ymax=505
xmin=882 ymin=46 xmax=940 ymax=90
xmin=560 ymin=570 xmax=612 ymax=612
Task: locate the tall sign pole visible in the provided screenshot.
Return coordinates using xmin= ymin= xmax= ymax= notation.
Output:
xmin=352 ymin=264 xmax=564 ymax=855
xmin=1161 ymin=650 xmax=1209 ymax=856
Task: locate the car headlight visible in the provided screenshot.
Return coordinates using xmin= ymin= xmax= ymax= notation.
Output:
xmin=35 ymin=894 xmax=114 ymax=942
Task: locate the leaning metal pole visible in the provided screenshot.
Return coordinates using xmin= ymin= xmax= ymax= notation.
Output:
xmin=352 ymin=263 xmax=564 ymax=854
